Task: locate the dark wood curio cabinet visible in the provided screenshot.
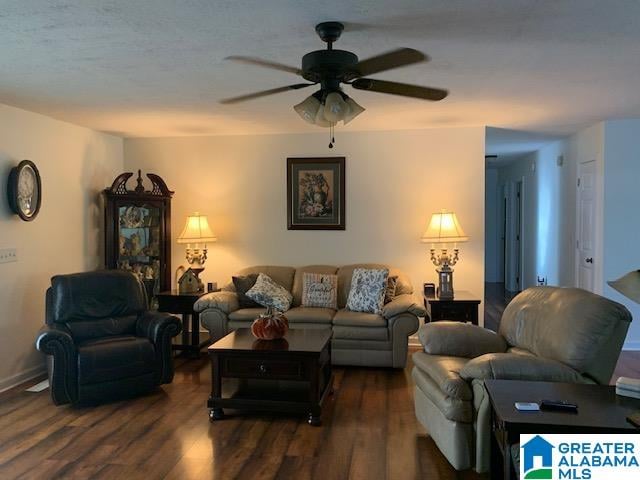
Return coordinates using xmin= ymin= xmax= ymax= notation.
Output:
xmin=103 ymin=171 xmax=173 ymax=306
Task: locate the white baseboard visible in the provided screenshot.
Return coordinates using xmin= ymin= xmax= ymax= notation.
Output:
xmin=623 ymin=341 xmax=640 ymax=351
xmin=0 ymin=364 xmax=47 ymax=393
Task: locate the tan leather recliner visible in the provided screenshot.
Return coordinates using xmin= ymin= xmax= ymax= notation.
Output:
xmin=412 ymin=287 xmax=632 ymax=473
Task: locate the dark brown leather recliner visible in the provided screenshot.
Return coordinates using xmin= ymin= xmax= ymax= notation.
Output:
xmin=36 ymin=270 xmax=182 ymax=405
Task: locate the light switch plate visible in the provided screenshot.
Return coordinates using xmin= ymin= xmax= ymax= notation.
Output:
xmin=0 ymin=248 xmax=18 ymax=263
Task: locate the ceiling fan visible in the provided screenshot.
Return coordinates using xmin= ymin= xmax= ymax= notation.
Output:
xmin=220 ymin=21 xmax=448 ymax=142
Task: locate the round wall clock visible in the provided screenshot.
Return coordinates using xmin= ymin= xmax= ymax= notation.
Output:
xmin=7 ymin=160 xmax=42 ymax=221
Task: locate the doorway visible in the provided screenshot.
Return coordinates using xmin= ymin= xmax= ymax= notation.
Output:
xmin=576 ymin=160 xmax=596 ymax=292
xmin=503 ymin=180 xmax=524 ymax=292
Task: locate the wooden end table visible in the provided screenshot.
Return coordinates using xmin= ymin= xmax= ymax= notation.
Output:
xmin=157 ymin=289 xmax=216 ymax=357
xmin=423 ymin=290 xmax=480 ymax=324
xmin=485 ymin=379 xmax=640 ymax=480
xmin=208 ymin=328 xmax=333 ymax=426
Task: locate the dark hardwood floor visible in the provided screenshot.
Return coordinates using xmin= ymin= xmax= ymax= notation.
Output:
xmin=0 ymin=352 xmax=485 ymax=480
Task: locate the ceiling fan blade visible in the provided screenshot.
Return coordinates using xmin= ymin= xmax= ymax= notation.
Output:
xmin=352 ymin=48 xmax=428 ymax=77
xmin=351 ymin=78 xmax=448 ymax=101
xmin=219 ymin=83 xmax=314 ymax=104
xmin=225 ymin=55 xmax=302 ymax=75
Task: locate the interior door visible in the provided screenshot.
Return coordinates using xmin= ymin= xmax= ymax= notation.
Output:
xmin=577 ymin=160 xmax=596 ymax=292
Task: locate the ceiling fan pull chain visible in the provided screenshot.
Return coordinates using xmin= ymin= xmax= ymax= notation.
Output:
xmin=329 ymin=123 xmax=335 ymax=148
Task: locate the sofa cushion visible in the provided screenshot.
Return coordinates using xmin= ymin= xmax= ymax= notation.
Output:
xmin=333 ymin=325 xmax=389 ymax=341
xmin=346 ymin=268 xmax=389 ymax=314
xmin=412 ymin=352 xmax=472 ymax=401
xmin=332 ymin=309 xmax=387 ymax=327
xmin=459 ymin=352 xmax=587 ymax=383
xmin=235 ymin=266 xmax=295 ymax=292
xmin=302 ymin=272 xmax=338 ymax=309
xmin=246 ymin=273 xmax=293 ymax=312
xmin=285 ymin=307 xmax=335 ymax=324
xmin=77 ymin=335 xmax=155 ymax=385
xmin=337 ymin=264 xmax=413 ymax=308
xmin=232 ymin=274 xmax=260 ymax=308
xmin=228 ymin=308 xmax=266 ymax=322
xmin=291 ymin=265 xmax=338 ymax=306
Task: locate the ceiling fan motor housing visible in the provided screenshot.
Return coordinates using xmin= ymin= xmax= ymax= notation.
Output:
xmin=301 ymin=49 xmax=359 ymax=88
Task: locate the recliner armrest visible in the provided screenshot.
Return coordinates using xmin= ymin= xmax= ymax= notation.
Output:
xmin=136 ymin=311 xmax=182 ymax=345
xmin=382 ymin=294 xmax=426 ymax=319
xmin=418 ymin=321 xmax=508 ymax=358
xmin=136 ymin=311 xmax=181 ymax=384
xmin=35 ymin=323 xmax=78 ymax=405
xmin=459 ymin=353 xmax=587 ymax=383
xmin=194 ymin=291 xmax=239 ymax=314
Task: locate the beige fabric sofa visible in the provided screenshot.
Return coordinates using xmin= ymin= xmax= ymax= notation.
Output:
xmin=412 ymin=286 xmax=632 ymax=473
xmin=195 ymin=264 xmax=425 ymax=368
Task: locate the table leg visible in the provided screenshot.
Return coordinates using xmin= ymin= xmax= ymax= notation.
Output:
xmin=181 ymin=313 xmax=189 ymax=347
xmin=191 ymin=311 xmax=200 ymax=351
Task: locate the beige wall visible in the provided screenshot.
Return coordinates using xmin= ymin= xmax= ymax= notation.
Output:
xmin=0 ymin=104 xmax=123 ymax=390
xmin=124 ymin=127 xmax=485 ymax=316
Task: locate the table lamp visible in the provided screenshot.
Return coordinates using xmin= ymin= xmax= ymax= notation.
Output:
xmin=177 ymin=212 xmax=217 ymax=290
xmin=420 ymin=210 xmax=468 ymax=300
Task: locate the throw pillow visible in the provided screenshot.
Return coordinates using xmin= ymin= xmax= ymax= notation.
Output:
xmin=384 ymin=275 xmax=398 ymax=304
xmin=346 ymin=268 xmax=389 ymax=314
xmin=245 ymin=273 xmax=293 ymax=312
xmin=302 ymin=272 xmax=338 ymax=309
xmin=232 ymin=274 xmax=260 ymax=308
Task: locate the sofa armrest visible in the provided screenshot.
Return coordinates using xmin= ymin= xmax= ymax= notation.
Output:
xmin=418 ymin=321 xmax=508 ymax=358
xmin=382 ymin=294 xmax=426 ymax=319
xmin=35 ymin=324 xmax=78 ymax=405
xmin=459 ymin=353 xmax=587 ymax=383
xmin=194 ymin=291 xmax=239 ymax=314
xmin=137 ymin=311 xmax=182 ymax=384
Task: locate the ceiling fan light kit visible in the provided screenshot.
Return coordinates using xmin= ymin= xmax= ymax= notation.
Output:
xmin=222 ymin=21 xmax=448 ymax=146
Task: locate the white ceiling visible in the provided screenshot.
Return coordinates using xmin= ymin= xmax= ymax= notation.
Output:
xmin=2 ymin=0 xmax=640 ymax=141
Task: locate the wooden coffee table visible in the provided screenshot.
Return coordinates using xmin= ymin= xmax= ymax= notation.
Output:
xmin=207 ymin=328 xmax=333 ymax=425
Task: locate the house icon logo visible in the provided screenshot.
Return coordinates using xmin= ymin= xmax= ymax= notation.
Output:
xmin=521 ymin=435 xmax=555 ymax=479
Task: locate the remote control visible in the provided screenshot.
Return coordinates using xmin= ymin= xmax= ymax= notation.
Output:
xmin=515 ymin=402 xmax=540 ymax=411
xmin=540 ymin=399 xmax=578 ymax=412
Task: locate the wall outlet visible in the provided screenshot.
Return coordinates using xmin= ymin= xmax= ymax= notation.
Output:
xmin=0 ymin=248 xmax=18 ymax=264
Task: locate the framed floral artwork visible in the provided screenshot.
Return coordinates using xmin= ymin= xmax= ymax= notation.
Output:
xmin=287 ymin=157 xmax=345 ymax=230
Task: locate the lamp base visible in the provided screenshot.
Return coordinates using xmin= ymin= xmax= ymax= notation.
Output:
xmin=436 ymin=267 xmax=455 ymax=300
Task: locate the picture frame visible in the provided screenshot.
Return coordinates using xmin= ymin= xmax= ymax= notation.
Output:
xmin=287 ymin=157 xmax=345 ymax=230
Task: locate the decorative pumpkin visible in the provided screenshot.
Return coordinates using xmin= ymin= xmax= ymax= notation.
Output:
xmin=251 ymin=308 xmax=289 ymax=340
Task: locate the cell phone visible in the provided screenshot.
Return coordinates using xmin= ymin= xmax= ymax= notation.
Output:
xmin=515 ymin=402 xmax=540 ymax=411
xmin=540 ymin=399 xmax=578 ymax=413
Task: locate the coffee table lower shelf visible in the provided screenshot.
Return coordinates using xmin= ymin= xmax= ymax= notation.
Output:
xmin=208 ymin=377 xmax=333 ymax=425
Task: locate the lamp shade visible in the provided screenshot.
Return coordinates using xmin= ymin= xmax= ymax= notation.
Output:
xmin=293 ymin=95 xmax=321 ymax=124
xmin=608 ymin=270 xmax=640 ymax=303
xmin=343 ymin=97 xmax=365 ymax=124
xmin=323 ymin=92 xmax=349 ymax=123
xmin=177 ymin=212 xmax=217 ymax=244
xmin=421 ymin=211 xmax=468 ymax=243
